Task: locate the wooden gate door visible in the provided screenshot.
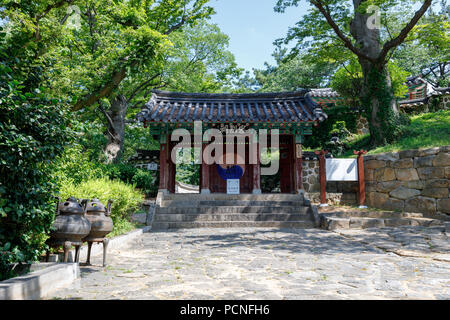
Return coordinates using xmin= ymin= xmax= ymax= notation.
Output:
xmin=279 ymin=135 xmax=294 ymax=193
xmin=209 ymin=143 xmax=252 ymax=193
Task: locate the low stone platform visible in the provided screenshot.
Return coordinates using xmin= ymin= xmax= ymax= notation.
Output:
xmin=319 ymin=206 xmax=444 ymax=231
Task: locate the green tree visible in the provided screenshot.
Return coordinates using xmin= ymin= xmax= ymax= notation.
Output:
xmin=254 ymin=49 xmax=337 ymax=92
xmin=0 ymin=0 xmax=73 ymax=279
xmin=48 ymin=0 xmax=215 ymax=163
xmin=331 ymin=58 xmax=409 ymax=105
xmin=394 ymin=3 xmax=449 ymax=86
xmin=275 ymin=0 xmax=436 ymax=146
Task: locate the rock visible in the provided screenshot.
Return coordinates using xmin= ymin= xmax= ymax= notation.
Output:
xmin=414 ymin=156 xmax=435 ymax=168
xmin=375 ymin=167 xmax=396 ymax=182
xmin=375 ymin=153 xmax=400 ymax=162
xmin=365 ymin=168 xmax=374 ymax=181
xmin=365 ymin=160 xmax=386 ymax=170
xmin=366 ymin=182 xmax=377 ymax=192
xmin=417 ymin=167 xmax=445 ymax=180
xmin=366 ymin=192 xmax=389 ymax=207
xmin=402 ymin=180 xmax=425 ymax=190
xmin=376 ymin=181 xmax=401 ymax=193
xmin=392 ymin=158 xmax=413 ymax=169
xmin=437 ymin=198 xmax=450 ymax=214
xmin=405 ymin=196 xmax=436 ymax=214
xmin=395 ymin=168 xmax=419 ymax=181
xmin=382 ymin=199 xmax=405 ymax=211
xmin=433 ymin=152 xmax=450 ymax=167
xmin=439 ymin=146 xmax=450 ymax=153
xmin=399 ymin=149 xmax=420 ymax=159
xmin=389 ymin=187 xmax=421 ymax=200
xmin=421 ymin=187 xmax=449 ymax=199
xmin=425 ymin=179 xmax=449 ymax=188
xmin=418 ymin=147 xmax=440 ymax=157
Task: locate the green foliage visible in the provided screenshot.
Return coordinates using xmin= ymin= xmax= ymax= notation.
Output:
xmin=176 ymin=164 xmax=201 ymax=186
xmin=131 ymin=170 xmax=159 ymax=197
xmin=60 ymin=178 xmax=144 ymax=238
xmin=341 ymin=110 xmax=450 ymax=157
xmin=0 ymin=60 xmax=71 ymax=280
xmin=101 ymin=163 xmax=158 ymax=197
xmin=368 ymin=109 xmax=450 ymax=154
xmin=325 ymin=121 xmax=353 ymax=156
xmin=363 ymin=67 xmax=410 ymax=145
xmin=331 ymin=58 xmax=409 ymax=103
xmin=303 ymin=106 xmax=358 ymax=150
xmin=254 ymin=51 xmax=337 ymax=92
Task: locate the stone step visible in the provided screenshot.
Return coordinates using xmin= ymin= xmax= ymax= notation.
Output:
xmin=157 ymin=206 xmax=310 ymax=215
xmin=152 ymin=220 xmax=315 ymax=230
xmin=160 ymin=200 xmax=305 ymax=207
xmin=154 ymin=213 xmax=313 ymax=223
xmin=321 ymin=216 xmax=443 ymax=231
xmin=162 ymin=194 xmax=304 ymax=201
xmin=320 ymin=211 xmax=424 ymax=219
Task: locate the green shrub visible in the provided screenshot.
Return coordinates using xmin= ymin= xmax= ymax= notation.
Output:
xmin=131 ymin=170 xmax=158 ymax=196
xmin=59 ymin=178 xmax=145 ymax=237
xmin=52 ymin=145 xmax=105 ymax=187
xmin=0 ymin=60 xmax=71 ymax=280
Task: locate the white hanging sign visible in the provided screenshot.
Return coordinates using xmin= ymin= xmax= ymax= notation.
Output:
xmin=147 ymin=163 xmax=158 ymax=171
xmin=326 ymin=158 xmax=358 ymax=181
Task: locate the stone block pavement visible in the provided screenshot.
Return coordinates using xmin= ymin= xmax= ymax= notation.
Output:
xmin=47 ymin=227 xmax=450 ymax=300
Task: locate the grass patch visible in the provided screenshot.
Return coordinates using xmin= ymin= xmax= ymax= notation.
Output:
xmin=341 ymin=110 xmax=450 ymax=157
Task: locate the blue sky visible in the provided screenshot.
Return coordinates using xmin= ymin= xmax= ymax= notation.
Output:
xmin=209 ymin=0 xmax=310 ymax=72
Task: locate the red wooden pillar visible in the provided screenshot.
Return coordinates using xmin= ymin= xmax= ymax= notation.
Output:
xmin=314 ymin=150 xmax=329 ymax=206
xmin=354 ymin=150 xmax=368 ymax=208
xmin=168 ymin=142 xmax=176 ymax=194
xmin=159 ymin=135 xmax=169 ymax=193
xmin=201 ymin=142 xmax=210 ymax=194
xmin=252 ymin=141 xmax=261 ymax=194
xmin=294 ymin=142 xmax=304 ymax=194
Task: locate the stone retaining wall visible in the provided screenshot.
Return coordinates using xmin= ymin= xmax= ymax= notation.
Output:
xmin=364 ymin=146 xmax=449 ymax=216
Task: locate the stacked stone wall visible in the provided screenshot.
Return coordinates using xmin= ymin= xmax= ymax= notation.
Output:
xmin=364 ymin=146 xmax=449 ymax=216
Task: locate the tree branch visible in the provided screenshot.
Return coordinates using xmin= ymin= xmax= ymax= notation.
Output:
xmin=72 ymin=66 xmax=128 ymax=111
xmin=378 ymin=0 xmax=433 ymax=62
xmin=128 ymin=73 xmax=161 ymax=102
xmin=310 ymin=0 xmax=376 ymax=63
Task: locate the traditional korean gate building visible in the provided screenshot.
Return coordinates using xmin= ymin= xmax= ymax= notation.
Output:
xmin=137 ymin=90 xmax=328 ymax=196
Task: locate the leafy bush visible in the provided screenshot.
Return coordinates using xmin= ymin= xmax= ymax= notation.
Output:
xmin=101 ymin=163 xmax=158 ymax=197
xmin=131 ymin=170 xmax=159 ymax=196
xmin=0 ymin=55 xmax=71 ymax=279
xmin=52 ymin=145 xmax=105 ymax=187
xmin=60 ymin=178 xmax=145 ymax=237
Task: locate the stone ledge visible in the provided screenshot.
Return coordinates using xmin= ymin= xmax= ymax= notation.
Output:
xmin=0 ymin=263 xmax=79 ymax=300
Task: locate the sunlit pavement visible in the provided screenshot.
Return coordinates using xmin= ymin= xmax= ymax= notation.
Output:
xmin=48 ymin=227 xmax=450 ymax=300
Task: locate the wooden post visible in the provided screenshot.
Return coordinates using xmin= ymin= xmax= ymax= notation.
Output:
xmin=314 ymin=150 xmax=329 ymax=206
xmin=201 ymin=142 xmax=210 ymax=194
xmin=294 ymin=136 xmax=304 ymax=194
xmin=159 ymin=135 xmax=169 ymax=193
xmin=252 ymin=141 xmax=261 ymax=194
xmin=354 ymin=150 xmax=368 ymax=208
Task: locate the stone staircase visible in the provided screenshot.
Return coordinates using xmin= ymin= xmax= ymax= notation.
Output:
xmin=319 ymin=208 xmax=444 ymax=231
xmin=151 ymin=194 xmax=316 ymax=230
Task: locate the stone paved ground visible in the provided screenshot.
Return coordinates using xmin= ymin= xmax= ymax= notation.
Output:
xmin=48 ymin=227 xmax=450 ymax=300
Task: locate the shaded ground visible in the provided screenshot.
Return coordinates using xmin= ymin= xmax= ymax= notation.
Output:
xmin=48 ymin=227 xmax=450 ymax=300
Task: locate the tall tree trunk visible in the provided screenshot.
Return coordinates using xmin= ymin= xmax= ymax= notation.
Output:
xmin=350 ymin=0 xmax=399 ymax=146
xmin=104 ymin=95 xmax=128 ymax=163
